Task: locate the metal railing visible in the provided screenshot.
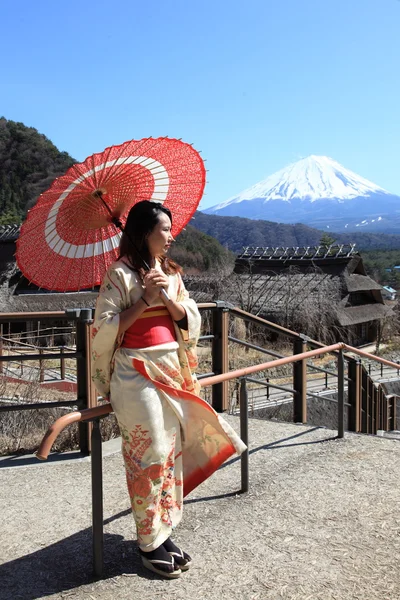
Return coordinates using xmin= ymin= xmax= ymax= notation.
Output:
xmin=204 ymin=303 xmax=398 ymax=432
xmin=0 ymin=309 xmax=94 ymax=454
xmin=2 ymin=302 xmax=398 ymax=452
xmin=1 ymin=303 xmax=399 ymax=577
xmin=1 ymin=340 xmax=77 ymax=383
xmin=35 ymin=338 xmax=400 ymax=578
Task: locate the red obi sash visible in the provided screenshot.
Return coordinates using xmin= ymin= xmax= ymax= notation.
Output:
xmin=121 ymin=306 xmax=176 ymax=349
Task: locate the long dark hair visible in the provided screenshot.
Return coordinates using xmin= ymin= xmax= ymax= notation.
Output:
xmin=118 ymin=200 xmax=182 ymax=275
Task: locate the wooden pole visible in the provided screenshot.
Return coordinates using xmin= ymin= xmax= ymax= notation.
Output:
xmin=348 ymin=359 xmax=361 ymax=432
xmin=293 ymin=338 xmax=307 ymax=423
xmin=338 ymin=350 xmax=345 ymax=438
xmin=211 ymin=305 xmax=229 ymax=412
xmin=0 ymin=324 xmax=3 ymax=375
xmin=60 ymin=346 xmax=66 ymax=380
xmin=39 ymin=348 xmax=44 ymax=383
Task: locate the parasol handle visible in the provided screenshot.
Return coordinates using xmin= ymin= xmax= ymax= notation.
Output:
xmin=160 ymin=288 xmax=171 ymax=302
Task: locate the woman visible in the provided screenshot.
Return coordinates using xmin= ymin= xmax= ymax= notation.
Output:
xmin=91 ymin=200 xmax=245 ymax=579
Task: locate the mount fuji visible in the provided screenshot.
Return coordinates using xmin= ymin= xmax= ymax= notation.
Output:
xmin=203 ymin=156 xmax=400 ymax=233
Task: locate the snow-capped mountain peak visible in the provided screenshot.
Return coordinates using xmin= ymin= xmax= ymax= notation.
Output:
xmin=203 ymin=155 xmax=400 ymax=233
xmin=213 ymin=155 xmax=390 ymax=210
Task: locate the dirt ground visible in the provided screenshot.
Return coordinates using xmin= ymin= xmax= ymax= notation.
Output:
xmin=1 ymin=416 xmax=400 ymax=600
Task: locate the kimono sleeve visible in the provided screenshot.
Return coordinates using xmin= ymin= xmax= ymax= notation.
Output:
xmin=174 ymin=273 xmax=202 ymax=394
xmin=175 ymin=272 xmax=201 ymax=347
xmin=91 ymin=267 xmax=126 ymax=399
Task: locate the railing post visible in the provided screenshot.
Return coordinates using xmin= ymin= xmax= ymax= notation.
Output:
xmin=387 ymin=395 xmax=393 ymax=430
xmin=382 ymin=392 xmax=388 ymax=431
xmin=371 ymin=383 xmax=377 ymax=435
xmin=212 ymin=303 xmax=229 ymax=412
xmin=360 ymin=367 xmax=367 ymax=433
xmin=91 ymin=418 xmax=104 ymax=578
xmin=39 ymin=348 xmax=44 ymax=382
xmin=367 ymin=378 xmax=373 ymax=434
xmin=293 ymin=338 xmax=307 ymax=423
xmin=0 ymin=325 xmax=3 ymax=374
xmin=86 ymin=322 xmax=99 ymax=452
xmin=60 ymin=346 xmax=66 ymax=380
xmin=76 ymin=309 xmax=92 ymax=455
xmin=239 ymin=378 xmax=249 ymax=493
xmin=348 ymin=358 xmax=361 ymax=432
xmin=377 ymin=388 xmax=383 ymax=431
xmin=338 ymin=349 xmax=345 ymax=438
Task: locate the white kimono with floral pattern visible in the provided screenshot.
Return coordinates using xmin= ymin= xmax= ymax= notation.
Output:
xmin=91 ymin=259 xmax=245 ymax=551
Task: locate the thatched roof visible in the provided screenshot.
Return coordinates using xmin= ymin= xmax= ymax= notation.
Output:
xmin=184 ymin=270 xmax=341 ymax=314
xmin=184 ymin=289 xmax=215 ymax=304
xmin=234 ymin=247 xmax=371 ymax=281
xmin=0 ymin=287 xmax=97 ymax=314
xmin=183 ymin=263 xmax=393 ymax=334
xmin=343 ymin=274 xmax=382 ymax=293
xmin=337 ymin=304 xmax=393 ymax=327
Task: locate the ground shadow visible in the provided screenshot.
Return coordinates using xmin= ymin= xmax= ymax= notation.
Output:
xmin=0 ymin=450 xmax=88 ymax=469
xmin=0 ymin=509 xmax=172 ymax=600
xmin=220 ymin=426 xmax=338 ymax=470
xmin=186 ymin=427 xmax=337 ymax=503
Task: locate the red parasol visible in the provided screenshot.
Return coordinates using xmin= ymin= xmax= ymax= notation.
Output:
xmin=16 ymin=137 xmax=206 ymax=291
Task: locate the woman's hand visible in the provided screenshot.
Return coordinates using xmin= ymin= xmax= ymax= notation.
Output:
xmin=142 ymin=269 xmax=169 ymax=304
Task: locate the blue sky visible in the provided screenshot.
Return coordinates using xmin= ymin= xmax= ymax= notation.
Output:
xmin=1 ymin=0 xmax=399 ymax=209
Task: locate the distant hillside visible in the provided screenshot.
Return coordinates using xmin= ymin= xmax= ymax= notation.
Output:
xmin=193 ymin=211 xmax=400 ymax=251
xmin=170 ymin=225 xmax=234 ymax=272
xmin=0 ymin=118 xmax=76 ymax=225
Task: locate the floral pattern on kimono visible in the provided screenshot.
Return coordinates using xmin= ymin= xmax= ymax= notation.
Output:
xmin=91 ymin=259 xmax=245 ymax=550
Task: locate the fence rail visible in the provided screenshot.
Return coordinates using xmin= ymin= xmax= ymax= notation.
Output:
xmin=35 ymin=339 xmax=399 ymax=577
xmin=1 ymin=303 xmax=399 ymax=578
xmin=1 ymin=302 xmax=399 ymax=452
xmin=0 ymin=308 xmax=94 ymax=454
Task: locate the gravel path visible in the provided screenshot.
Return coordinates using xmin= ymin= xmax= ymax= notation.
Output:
xmin=1 ymin=416 xmax=400 ymax=600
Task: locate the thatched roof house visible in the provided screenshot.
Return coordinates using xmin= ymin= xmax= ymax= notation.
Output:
xmin=184 ymin=245 xmax=393 ymax=345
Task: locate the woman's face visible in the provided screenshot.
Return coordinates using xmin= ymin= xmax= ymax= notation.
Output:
xmin=146 ymin=212 xmax=174 ymax=257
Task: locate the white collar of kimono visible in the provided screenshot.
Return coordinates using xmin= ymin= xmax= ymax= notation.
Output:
xmin=120 ymin=257 xmax=163 ymax=272
xmin=44 ymin=156 xmax=169 ymax=259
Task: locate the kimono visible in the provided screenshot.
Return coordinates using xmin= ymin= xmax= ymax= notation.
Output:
xmin=91 ymin=259 xmax=245 ymax=551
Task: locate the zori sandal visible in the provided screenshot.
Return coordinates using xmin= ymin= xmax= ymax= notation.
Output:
xmin=139 ymin=547 xmax=182 ymax=579
xmin=163 ymin=538 xmax=193 ymax=571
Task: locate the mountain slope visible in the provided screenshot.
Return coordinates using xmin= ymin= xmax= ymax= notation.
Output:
xmin=204 ymin=156 xmax=400 ymax=233
xmin=190 ymin=211 xmax=400 ymax=252
xmin=170 ymin=224 xmax=234 ymax=271
xmin=0 ymin=118 xmax=76 ymax=225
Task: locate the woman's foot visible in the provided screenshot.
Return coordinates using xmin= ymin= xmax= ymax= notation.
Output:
xmin=163 ymin=538 xmax=193 ymax=571
xmin=139 ymin=546 xmax=182 ymax=579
